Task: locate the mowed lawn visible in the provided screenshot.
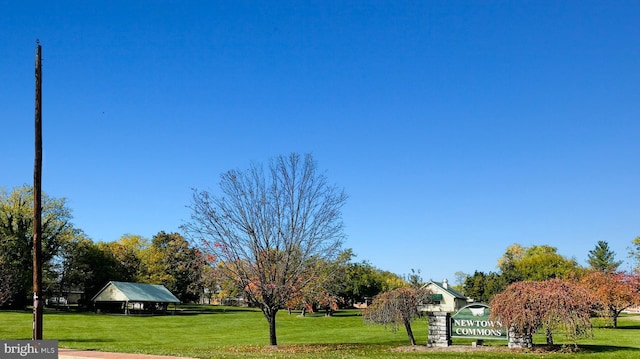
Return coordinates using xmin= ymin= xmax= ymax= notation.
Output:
xmin=1 ymin=306 xmax=639 ymax=358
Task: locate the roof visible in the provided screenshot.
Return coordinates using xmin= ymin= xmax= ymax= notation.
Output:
xmin=91 ymin=281 xmax=180 ymax=303
xmin=423 ymin=281 xmax=468 ymax=300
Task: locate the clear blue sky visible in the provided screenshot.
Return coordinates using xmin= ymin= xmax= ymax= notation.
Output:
xmin=3 ymin=1 xmax=639 ymax=282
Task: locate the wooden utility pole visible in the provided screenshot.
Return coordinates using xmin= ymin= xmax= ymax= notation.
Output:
xmin=33 ymin=40 xmax=43 ymax=340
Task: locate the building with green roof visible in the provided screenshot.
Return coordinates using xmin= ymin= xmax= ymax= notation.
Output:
xmin=91 ymin=281 xmax=180 ymax=314
xmin=420 ymin=279 xmax=471 ymax=312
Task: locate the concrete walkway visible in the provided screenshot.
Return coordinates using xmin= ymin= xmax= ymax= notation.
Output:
xmin=59 ymin=349 xmax=197 ymax=359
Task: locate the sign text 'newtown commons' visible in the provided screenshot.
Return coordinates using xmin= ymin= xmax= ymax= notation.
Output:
xmin=450 ymin=304 xmax=507 ymax=340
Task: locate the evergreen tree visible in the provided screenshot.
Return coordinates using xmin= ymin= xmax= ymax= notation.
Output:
xmin=588 ymin=241 xmax=622 ymax=273
xmin=629 ymin=237 xmax=640 ymax=271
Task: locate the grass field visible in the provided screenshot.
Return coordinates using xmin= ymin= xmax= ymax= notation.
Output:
xmin=1 ymin=306 xmax=639 ymax=358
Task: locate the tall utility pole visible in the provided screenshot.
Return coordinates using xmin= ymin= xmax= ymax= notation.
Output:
xmin=33 ymin=40 xmax=43 ymax=340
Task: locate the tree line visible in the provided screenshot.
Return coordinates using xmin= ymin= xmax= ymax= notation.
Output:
xmin=0 ymin=185 xmax=407 ymax=310
xmin=459 ymin=241 xmax=639 ymax=307
xmin=0 ymin=184 xmax=206 ymax=308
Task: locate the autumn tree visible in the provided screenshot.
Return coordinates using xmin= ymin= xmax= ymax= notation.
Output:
xmin=341 ymin=261 xmax=384 ymax=306
xmin=285 ymin=263 xmax=345 ymax=317
xmin=490 ymin=279 xmax=594 ymax=348
xmin=498 ymin=244 xmax=579 ymax=283
xmin=338 ymin=260 xmax=406 ymax=307
xmin=142 ymin=231 xmax=204 ymax=303
xmin=197 ymin=260 xmax=244 ymax=305
xmin=289 ymin=249 xmax=352 ymax=316
xmin=517 ymin=245 xmax=579 ymax=281
xmin=497 ymin=243 xmax=525 ymax=284
xmin=578 ymin=270 xmax=640 ymax=328
xmin=588 ymin=241 xmax=622 ymax=273
xmin=54 ymin=231 xmax=157 ymax=305
xmin=283 ymin=249 xmax=356 ymax=316
xmin=199 ymin=264 xmax=224 ymax=304
xmin=0 ymin=186 xmax=74 ymax=307
xmin=184 ymin=153 xmax=347 ymax=345
xmin=98 ymin=234 xmax=149 ymax=282
xmin=377 ymin=270 xmax=407 ymax=292
xmin=362 ymin=287 xmax=432 ymax=345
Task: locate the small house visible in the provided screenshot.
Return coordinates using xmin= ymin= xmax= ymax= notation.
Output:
xmin=420 ymin=279 xmax=471 ymax=313
xmin=92 ymin=281 xmax=180 ymax=314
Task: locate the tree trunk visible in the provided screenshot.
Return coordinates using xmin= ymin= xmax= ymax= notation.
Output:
xmin=545 ymin=327 xmax=553 ymax=345
xmin=263 ymin=308 xmax=278 ymax=345
xmin=613 ymin=310 xmax=619 ymax=329
xmin=403 ymin=318 xmax=416 ymax=346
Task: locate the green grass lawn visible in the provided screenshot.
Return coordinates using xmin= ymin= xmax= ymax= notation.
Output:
xmin=1 ymin=306 xmax=639 ymax=358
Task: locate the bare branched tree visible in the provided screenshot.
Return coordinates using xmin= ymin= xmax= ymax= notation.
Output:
xmin=183 ymin=153 xmax=347 ymax=345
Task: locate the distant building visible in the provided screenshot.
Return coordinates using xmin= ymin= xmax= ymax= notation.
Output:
xmin=420 ymin=279 xmax=471 ymax=312
xmin=91 ymin=281 xmax=180 ymax=314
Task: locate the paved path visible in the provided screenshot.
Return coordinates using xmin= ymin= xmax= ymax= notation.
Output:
xmin=59 ymin=349 xmax=197 ymax=359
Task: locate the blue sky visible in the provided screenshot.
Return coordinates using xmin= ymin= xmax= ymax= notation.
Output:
xmin=2 ymin=1 xmax=639 ymax=282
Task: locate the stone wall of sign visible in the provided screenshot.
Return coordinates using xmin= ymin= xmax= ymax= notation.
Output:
xmin=427 ymin=305 xmax=533 ymax=348
xmin=507 ymin=328 xmax=533 ymax=348
xmin=426 ymin=312 xmax=451 ymax=347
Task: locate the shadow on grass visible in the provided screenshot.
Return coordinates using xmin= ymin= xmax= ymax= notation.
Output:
xmin=284 ymin=310 xmax=363 ymax=317
xmin=40 ymin=306 xmax=261 ymax=317
xmin=594 ymin=324 xmax=640 ymax=330
xmin=612 ymin=325 xmax=640 ymax=330
xmin=43 ymin=310 xmax=89 ymax=316
xmin=578 ymin=344 xmax=640 ymax=353
xmin=176 ymin=307 xmax=261 ymax=316
xmin=58 ymin=338 xmax=116 ymax=344
xmin=332 ymin=311 xmax=363 ymax=317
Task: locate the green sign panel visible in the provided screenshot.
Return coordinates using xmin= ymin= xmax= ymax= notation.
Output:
xmin=451 ymin=304 xmax=506 ymax=340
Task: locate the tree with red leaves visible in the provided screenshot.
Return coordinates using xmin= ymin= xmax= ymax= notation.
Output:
xmin=362 ymin=287 xmax=432 ymax=345
xmin=579 ymin=270 xmax=640 ymax=328
xmin=285 ymin=250 xmax=351 ymax=317
xmin=490 ymin=279 xmax=594 ymax=348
